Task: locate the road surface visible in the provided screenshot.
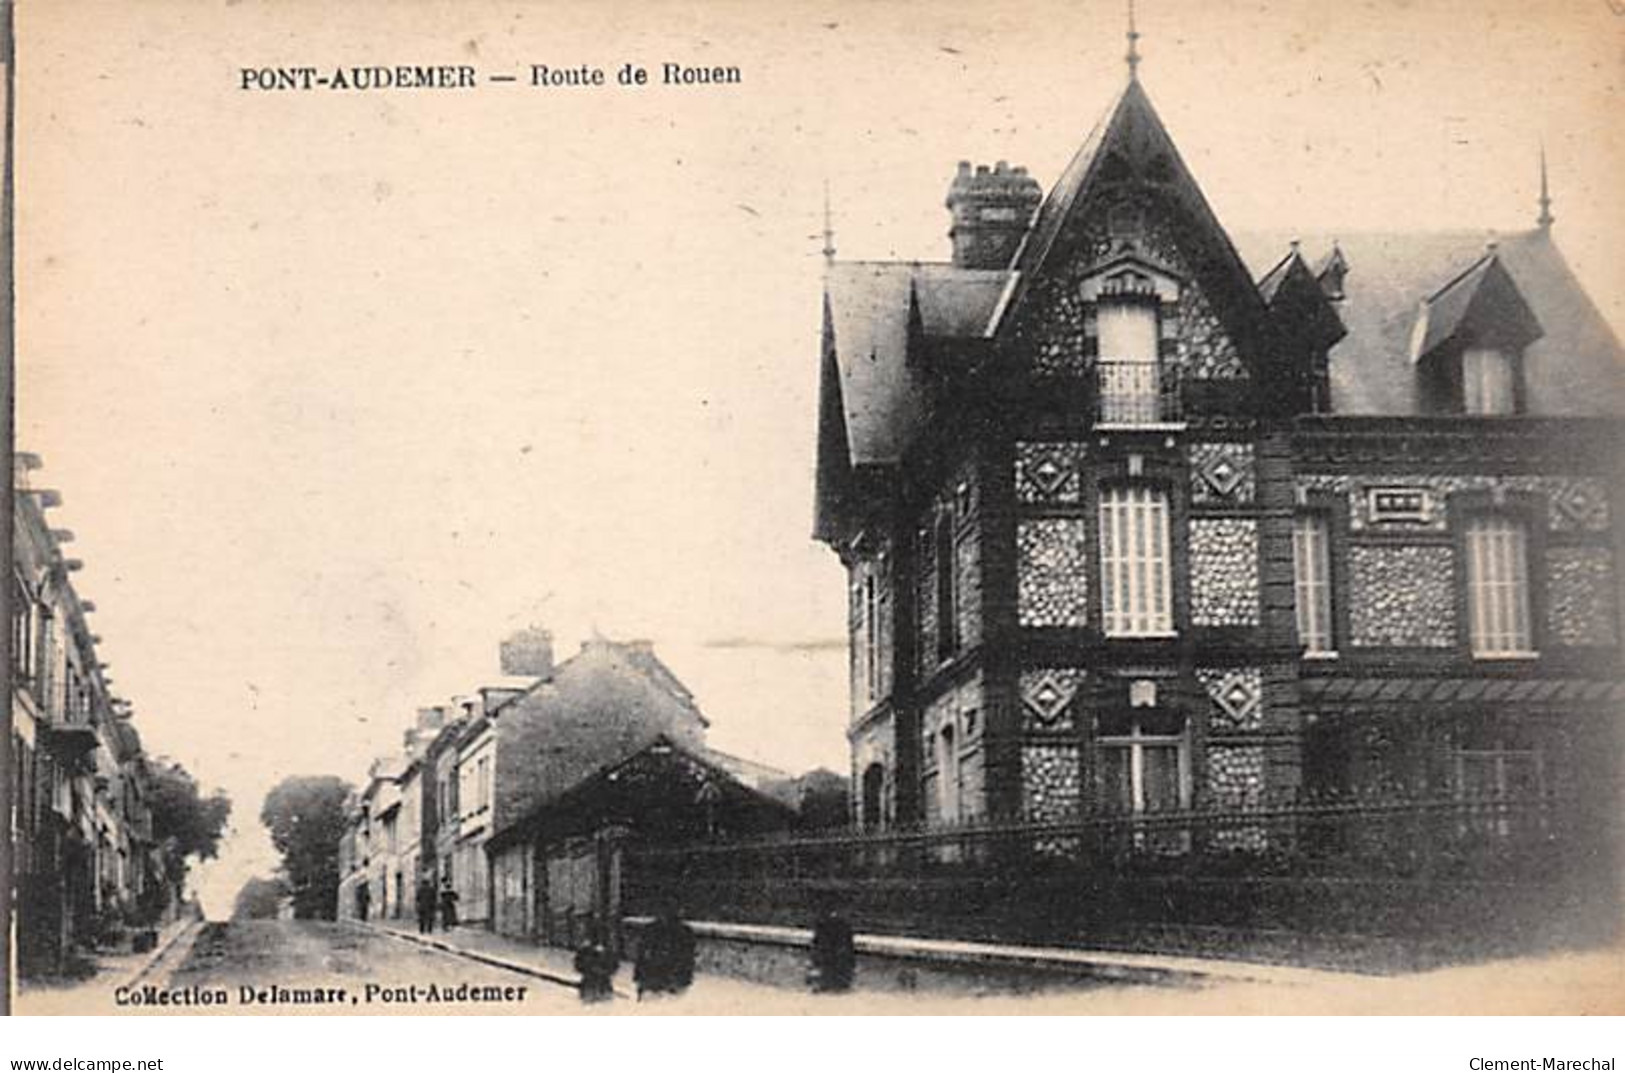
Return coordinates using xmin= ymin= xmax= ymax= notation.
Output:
xmin=23 ymin=920 xmax=589 ymax=1015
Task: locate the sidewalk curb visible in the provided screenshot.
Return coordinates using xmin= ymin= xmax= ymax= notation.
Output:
xmin=354 ymin=922 xmax=632 ymax=999
xmin=122 ymin=918 xmax=204 ymax=990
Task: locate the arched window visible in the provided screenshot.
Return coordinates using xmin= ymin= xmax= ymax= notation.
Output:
xmin=860 ymin=763 xmax=886 ymax=830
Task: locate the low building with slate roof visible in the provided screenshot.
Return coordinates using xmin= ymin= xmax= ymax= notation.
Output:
xmin=813 ymin=42 xmax=1625 ymax=856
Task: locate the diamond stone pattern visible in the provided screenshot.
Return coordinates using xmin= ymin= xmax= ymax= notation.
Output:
xmin=1197 ymin=668 xmax=1263 ymax=731
xmin=1021 ymin=669 xmax=1086 ymax=730
xmin=1189 ymin=442 xmax=1255 ymax=504
xmin=1015 ymin=442 xmax=1088 ymax=504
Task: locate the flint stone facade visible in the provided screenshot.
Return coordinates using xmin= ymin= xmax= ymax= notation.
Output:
xmin=815 ymin=70 xmax=1625 ymax=835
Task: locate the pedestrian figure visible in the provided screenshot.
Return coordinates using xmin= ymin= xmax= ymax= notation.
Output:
xmin=634 ymin=902 xmax=696 ymax=999
xmin=438 ymin=879 xmax=459 ymax=930
xmin=574 ymin=923 xmax=619 ymax=1005
xmin=416 ymin=878 xmax=436 ymax=934
xmin=808 ymin=900 xmax=856 ymax=994
xmin=356 ymin=882 xmax=371 ymax=923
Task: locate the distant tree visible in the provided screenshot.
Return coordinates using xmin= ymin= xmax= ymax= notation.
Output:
xmin=767 ymin=769 xmax=852 ymax=830
xmin=260 ymin=775 xmax=353 ymax=920
xmin=147 ymin=760 xmax=232 ymax=892
xmin=231 ymin=876 xmax=290 ymax=920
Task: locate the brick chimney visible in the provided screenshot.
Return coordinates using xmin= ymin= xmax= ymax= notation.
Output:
xmin=499 ymin=626 xmax=554 ymax=678
xmin=946 ymin=160 xmax=1042 ymax=270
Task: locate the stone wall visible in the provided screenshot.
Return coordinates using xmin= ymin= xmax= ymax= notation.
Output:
xmin=1348 ymin=545 xmax=1456 ymax=647
xmin=920 ymin=674 xmax=985 ymax=824
xmin=1196 ymin=668 xmax=1263 ymax=732
xmin=1015 ymin=441 xmax=1089 ymax=504
xmin=1295 ymin=474 xmax=1611 ymax=534
xmin=1546 ymin=546 xmax=1619 ymax=647
xmin=1020 ymin=668 xmax=1086 ymax=732
xmin=1189 ymin=442 xmax=1256 ymax=505
xmin=1018 ymin=197 xmax=1246 ymax=379
xmin=848 ymin=547 xmax=893 ymax=720
xmin=1189 ymin=518 xmax=1259 ymax=627
xmin=1017 ymin=518 xmax=1090 ymax=627
xmin=1022 ymin=744 xmax=1082 ymax=824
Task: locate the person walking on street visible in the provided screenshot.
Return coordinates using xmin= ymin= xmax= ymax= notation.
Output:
xmin=416 ymin=878 xmax=437 ymax=934
xmin=438 ymin=878 xmax=459 ymax=930
xmin=808 ymin=900 xmax=856 ymax=993
xmin=634 ymin=902 xmax=696 ymax=999
xmin=574 ymin=923 xmax=619 ymax=1005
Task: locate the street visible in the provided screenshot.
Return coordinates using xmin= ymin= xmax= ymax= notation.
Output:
xmin=18 ymin=920 xmax=589 ymax=1015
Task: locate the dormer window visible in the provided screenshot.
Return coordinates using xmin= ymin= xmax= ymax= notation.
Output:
xmin=1462 ymin=347 xmax=1517 ymax=415
xmin=1409 ymin=250 xmax=1541 ymax=417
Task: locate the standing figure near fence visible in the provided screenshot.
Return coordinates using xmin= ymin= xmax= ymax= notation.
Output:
xmin=634 ymin=903 xmax=696 ymax=999
xmin=438 ymin=878 xmax=459 ymax=930
xmin=574 ymin=923 xmax=620 ymax=1005
xmin=808 ymin=901 xmax=856 ymax=993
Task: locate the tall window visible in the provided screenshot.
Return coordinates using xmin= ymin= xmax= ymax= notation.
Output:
xmin=1462 ymin=347 xmax=1517 ymax=415
xmin=10 ymin=577 xmax=34 ymax=683
xmin=862 ymin=569 xmax=880 ymax=700
xmin=1292 ymin=513 xmax=1334 ymax=655
xmin=1465 ymin=515 xmax=1533 ymax=656
xmin=936 ymin=723 xmax=960 ymax=823
xmin=1100 ymin=486 xmax=1172 ymax=636
xmin=1097 ymin=301 xmax=1160 ymax=424
xmin=1098 ymin=715 xmax=1188 ymax=815
xmin=935 ymin=514 xmax=958 ymax=661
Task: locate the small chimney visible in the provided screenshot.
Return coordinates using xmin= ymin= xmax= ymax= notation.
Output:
xmin=500 ymin=626 xmax=554 ymax=678
xmin=945 ymin=160 xmax=1042 ymax=270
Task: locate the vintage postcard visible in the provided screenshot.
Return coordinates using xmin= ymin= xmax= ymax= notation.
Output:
xmin=6 ymin=0 xmax=1623 ymax=1022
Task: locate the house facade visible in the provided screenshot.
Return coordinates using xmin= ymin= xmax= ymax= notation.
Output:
xmin=814 ymin=66 xmax=1625 ymax=835
xmin=11 ymin=454 xmax=180 ymax=975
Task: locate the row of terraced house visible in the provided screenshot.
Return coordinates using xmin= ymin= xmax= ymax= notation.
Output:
xmin=336 ymin=629 xmax=801 ymax=949
xmin=10 ymin=455 xmax=190 ymax=977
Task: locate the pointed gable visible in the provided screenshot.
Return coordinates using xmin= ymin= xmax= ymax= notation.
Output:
xmin=995 ymin=79 xmax=1271 ymax=378
xmin=1261 ymin=247 xmax=1347 ymax=352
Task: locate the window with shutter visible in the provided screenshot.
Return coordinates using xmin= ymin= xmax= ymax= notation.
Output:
xmin=1100 ymin=486 xmax=1173 ymax=636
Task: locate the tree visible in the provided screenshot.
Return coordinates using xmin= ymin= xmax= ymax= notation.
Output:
xmin=260 ymin=775 xmax=353 ymax=920
xmin=147 ymin=760 xmax=232 ymax=901
xmin=766 ymin=768 xmax=852 ymax=831
xmin=231 ymin=876 xmax=291 ymax=920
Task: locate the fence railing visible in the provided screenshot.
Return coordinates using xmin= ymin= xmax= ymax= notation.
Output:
xmin=1096 ymin=359 xmax=1182 ymax=426
xmin=622 ymin=795 xmax=1619 ymax=953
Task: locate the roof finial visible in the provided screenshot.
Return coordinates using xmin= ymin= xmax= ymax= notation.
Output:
xmin=1125 ymin=0 xmax=1142 ymax=80
xmin=1537 ymin=142 xmax=1554 ymax=231
xmin=821 ymin=179 xmax=837 ymax=266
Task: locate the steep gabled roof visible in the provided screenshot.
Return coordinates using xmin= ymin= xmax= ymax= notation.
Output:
xmin=1235 ymin=229 xmax=1625 ymax=416
xmin=814 ymin=261 xmax=1008 ymax=541
xmin=822 ymin=261 xmax=1007 ymax=467
xmin=995 ymin=78 xmax=1271 ymax=353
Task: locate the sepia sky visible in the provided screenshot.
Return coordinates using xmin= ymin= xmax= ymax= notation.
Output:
xmin=17 ymin=0 xmax=1624 ymax=912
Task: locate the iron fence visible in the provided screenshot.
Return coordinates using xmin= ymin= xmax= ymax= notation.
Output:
xmin=623 ymin=794 xmax=1620 ymax=963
